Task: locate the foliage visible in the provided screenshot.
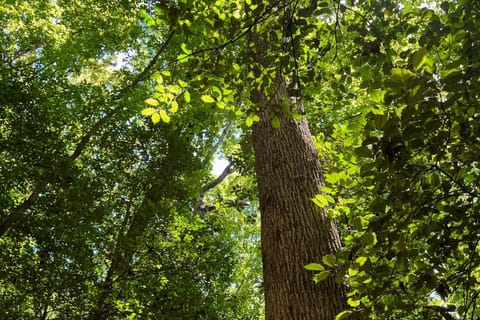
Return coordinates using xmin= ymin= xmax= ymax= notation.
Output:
xmin=2 ymin=0 xmax=480 ymax=319
xmin=307 ymin=1 xmax=480 ymax=319
xmin=0 ymin=1 xmax=261 ymax=319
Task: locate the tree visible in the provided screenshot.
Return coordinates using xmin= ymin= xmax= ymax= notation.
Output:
xmin=143 ymin=0 xmax=351 ymax=317
xmin=247 ymin=4 xmax=349 ymax=319
xmin=2 ymin=0 xmax=480 ymax=319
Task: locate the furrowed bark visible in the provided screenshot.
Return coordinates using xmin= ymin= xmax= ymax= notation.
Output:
xmin=248 ymin=2 xmax=350 ymax=318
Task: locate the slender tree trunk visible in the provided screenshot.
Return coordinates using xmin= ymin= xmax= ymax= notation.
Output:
xmin=248 ymin=4 xmax=349 ymax=318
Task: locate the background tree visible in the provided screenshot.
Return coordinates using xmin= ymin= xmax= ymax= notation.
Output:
xmin=0 ymin=1 xmax=262 ymax=319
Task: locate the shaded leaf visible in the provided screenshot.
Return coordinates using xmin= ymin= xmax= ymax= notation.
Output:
xmin=313 ymin=270 xmax=330 ymax=283
xmin=271 ymin=116 xmax=280 ymax=128
xmin=322 ymin=254 xmax=336 ymax=267
xmin=413 ymin=48 xmax=428 ymax=71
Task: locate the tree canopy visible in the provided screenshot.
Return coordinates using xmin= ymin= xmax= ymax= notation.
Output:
xmin=0 ymin=0 xmax=479 ymax=319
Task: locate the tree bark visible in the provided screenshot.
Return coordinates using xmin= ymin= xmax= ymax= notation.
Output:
xmin=252 ymin=95 xmax=348 ymax=320
xmin=249 ymin=5 xmax=349 ymax=319
xmin=251 ymin=85 xmax=349 ymax=319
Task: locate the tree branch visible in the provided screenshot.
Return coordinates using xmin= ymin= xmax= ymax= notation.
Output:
xmin=194 ymin=162 xmax=233 ymax=216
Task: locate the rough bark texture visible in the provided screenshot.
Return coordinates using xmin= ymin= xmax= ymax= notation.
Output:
xmin=248 ymin=9 xmax=349 ymax=313
xmin=252 ymin=99 xmax=348 ymax=319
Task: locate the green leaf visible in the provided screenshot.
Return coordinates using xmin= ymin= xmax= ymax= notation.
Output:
xmin=347 ymin=297 xmax=361 ymax=307
xmin=369 ymin=89 xmax=386 ymax=103
xmin=151 ymin=112 xmax=161 ymax=124
xmin=141 ymin=107 xmax=157 ymax=116
xmin=335 ymin=310 xmax=354 ymax=320
xmin=355 ymin=256 xmax=368 ymax=267
xmin=184 ymin=91 xmax=191 ymax=103
xmin=245 ymin=113 xmax=259 ymax=127
xmin=361 ymin=232 xmax=377 ymax=245
xmin=171 ymin=100 xmax=178 ymax=113
xmin=412 ymin=48 xmax=428 ymax=71
xmin=145 ymin=98 xmax=160 ymax=106
xmin=391 ymin=68 xmax=416 ymax=81
xmin=178 ymin=79 xmax=188 ymax=88
xmin=322 ymin=254 xmax=336 ymax=267
xmin=177 ymin=53 xmax=189 ymax=61
xmin=313 ymin=270 xmax=330 ymax=283
xmin=201 ymin=95 xmax=216 ymax=103
xmin=305 ymin=263 xmax=325 ymax=271
xmin=180 ymin=43 xmax=192 ymax=55
xmin=312 ymin=194 xmax=329 ymax=208
xmin=354 ymin=146 xmax=372 ymax=158
xmin=326 ymin=195 xmax=335 ymax=203
xmin=167 ymin=84 xmax=181 ymax=94
xmin=151 ymin=73 xmax=163 ymax=84
xmin=271 ymin=116 xmax=280 ymax=128
xmin=160 ymin=109 xmax=170 ymax=123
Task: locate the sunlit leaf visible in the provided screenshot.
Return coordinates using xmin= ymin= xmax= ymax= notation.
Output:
xmin=178 ymin=79 xmax=188 ymax=88
xmin=335 ymin=310 xmax=354 ymax=320
xmin=312 ymin=194 xmax=329 ymax=208
xmin=217 ymin=101 xmax=226 ymax=109
xmin=245 ymin=113 xmax=259 ymax=127
xmin=160 ymin=109 xmax=170 ymax=123
xmin=151 ymin=73 xmax=163 ymax=84
xmin=141 ymin=107 xmax=157 ymax=116
xmin=181 ymin=43 xmax=192 ymax=55
xmin=347 ymin=298 xmax=361 ymax=307
xmin=151 ymin=112 xmax=160 ymax=124
xmin=305 ymin=263 xmax=325 ymax=271
xmin=145 ymin=98 xmax=160 ymax=106
xmin=322 ymin=254 xmax=336 ymax=267
xmin=201 ymin=95 xmax=215 ymax=103
xmin=184 ymin=91 xmax=191 ymax=103
xmin=355 ymin=256 xmax=368 ymax=267
xmin=391 ymin=68 xmax=416 ymax=81
xmin=171 ymin=100 xmax=178 ymax=113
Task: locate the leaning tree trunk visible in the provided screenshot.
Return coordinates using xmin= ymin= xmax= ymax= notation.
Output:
xmin=248 ymin=7 xmax=349 ymax=320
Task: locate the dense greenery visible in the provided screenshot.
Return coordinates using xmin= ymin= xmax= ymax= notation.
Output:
xmin=1 ymin=0 xmax=479 ymax=319
xmin=0 ymin=1 xmax=260 ymax=319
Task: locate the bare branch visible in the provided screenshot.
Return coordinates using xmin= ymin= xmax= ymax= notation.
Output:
xmin=194 ymin=162 xmax=233 ymax=216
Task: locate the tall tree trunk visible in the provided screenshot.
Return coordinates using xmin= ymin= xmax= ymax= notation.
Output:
xmin=252 ymin=92 xmax=348 ymax=320
xmin=249 ymin=5 xmax=349 ymax=319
